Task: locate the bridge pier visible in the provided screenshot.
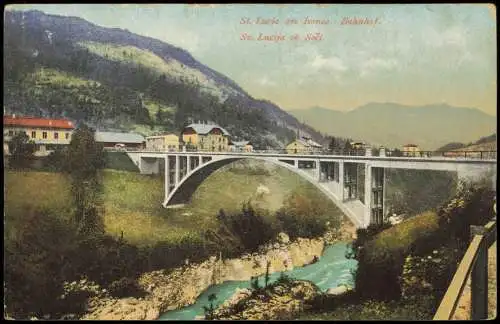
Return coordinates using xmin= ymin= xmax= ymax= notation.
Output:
xmin=338 ymin=161 xmax=344 ymax=200
xmin=315 ymin=159 xmax=321 ymax=180
xmin=344 ymin=163 xmax=359 ymax=200
xmin=175 ymin=155 xmax=180 ymax=185
xmin=364 ymin=164 xmax=372 ymax=228
xmin=139 ymin=157 xmax=160 ymax=174
xmin=163 ymin=156 xmax=170 ymax=207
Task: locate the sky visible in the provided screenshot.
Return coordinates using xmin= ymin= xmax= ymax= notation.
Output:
xmin=6 ymin=4 xmax=497 ymax=116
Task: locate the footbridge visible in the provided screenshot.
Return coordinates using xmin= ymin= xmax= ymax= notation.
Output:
xmin=126 ymin=150 xmax=496 ymax=228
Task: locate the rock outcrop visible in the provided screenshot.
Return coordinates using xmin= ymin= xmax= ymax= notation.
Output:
xmin=211 ymin=280 xmax=322 ymax=320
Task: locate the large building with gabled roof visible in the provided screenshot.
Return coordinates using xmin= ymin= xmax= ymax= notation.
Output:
xmin=286 ymin=135 xmax=324 ymax=154
xmin=180 ymin=121 xmax=230 ymax=152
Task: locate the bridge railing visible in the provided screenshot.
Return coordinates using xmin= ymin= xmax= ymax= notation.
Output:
xmin=126 ymin=148 xmax=497 ymax=159
xmin=433 ymin=220 xmax=497 ymax=320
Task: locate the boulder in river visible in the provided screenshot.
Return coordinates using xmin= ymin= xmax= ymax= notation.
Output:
xmin=326 ymin=285 xmax=350 ymax=296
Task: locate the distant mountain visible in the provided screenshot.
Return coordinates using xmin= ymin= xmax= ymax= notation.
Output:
xmin=289 ymin=103 xmax=496 ymax=150
xmin=3 ymin=10 xmax=325 ymax=149
xmin=437 ymin=133 xmax=497 ymax=152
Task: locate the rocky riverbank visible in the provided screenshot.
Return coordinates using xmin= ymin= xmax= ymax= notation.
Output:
xmin=211 ymin=280 xmax=322 ymax=320
xmin=80 ymin=219 xmax=356 ymax=320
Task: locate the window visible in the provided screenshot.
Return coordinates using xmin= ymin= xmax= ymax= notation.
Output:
xmin=54 ymin=132 xmax=59 ymax=139
xmin=65 ymin=133 xmax=70 ymax=139
xmin=31 ymin=131 xmax=36 ymax=138
xmin=8 ymin=130 xmax=13 ymax=136
xmin=42 ymin=132 xmax=47 ymax=139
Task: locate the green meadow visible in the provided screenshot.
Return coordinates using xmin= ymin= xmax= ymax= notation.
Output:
xmin=4 ymin=160 xmax=345 ymax=248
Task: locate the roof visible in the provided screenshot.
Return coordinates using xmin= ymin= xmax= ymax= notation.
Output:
xmin=295 ymin=137 xmax=323 ymax=148
xmin=182 ymin=123 xmax=230 ymax=136
xmin=4 ymin=115 xmax=75 ymax=129
xmin=95 ymin=131 xmax=145 ymax=144
xmin=230 ymin=140 xmax=252 ymax=146
xmin=146 ymin=133 xmax=179 ymax=139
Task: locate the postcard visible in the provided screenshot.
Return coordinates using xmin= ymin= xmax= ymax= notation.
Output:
xmin=3 ymin=3 xmax=496 ymax=321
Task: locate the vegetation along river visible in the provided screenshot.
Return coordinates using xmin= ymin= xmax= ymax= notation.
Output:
xmin=159 ymin=242 xmax=357 ymax=320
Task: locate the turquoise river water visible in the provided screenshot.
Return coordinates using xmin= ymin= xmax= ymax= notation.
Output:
xmin=159 ymin=242 xmax=357 ymax=320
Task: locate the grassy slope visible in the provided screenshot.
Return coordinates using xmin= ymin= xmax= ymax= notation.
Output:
xmin=4 ymin=161 xmax=345 ymax=248
xmin=364 ymin=211 xmax=440 ymax=262
xmin=77 ymin=41 xmax=224 ymax=98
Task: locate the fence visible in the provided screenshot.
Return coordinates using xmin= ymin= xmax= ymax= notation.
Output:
xmin=433 ymin=220 xmax=497 ymax=320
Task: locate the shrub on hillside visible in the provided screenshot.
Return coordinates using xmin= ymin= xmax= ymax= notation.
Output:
xmin=206 ymin=203 xmax=276 ymax=256
xmin=437 ymin=179 xmax=496 ymax=251
xmin=276 ymin=192 xmax=339 ymax=240
xmin=399 ymin=246 xmax=460 ymax=309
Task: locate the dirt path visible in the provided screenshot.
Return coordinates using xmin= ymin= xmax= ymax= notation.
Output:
xmin=451 ymin=241 xmax=496 ymax=320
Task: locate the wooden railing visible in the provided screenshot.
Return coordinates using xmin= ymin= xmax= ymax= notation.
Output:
xmin=433 ymin=220 xmax=497 ymax=320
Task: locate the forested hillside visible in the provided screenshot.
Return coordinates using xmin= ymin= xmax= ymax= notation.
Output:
xmin=4 ymin=10 xmax=324 ymax=149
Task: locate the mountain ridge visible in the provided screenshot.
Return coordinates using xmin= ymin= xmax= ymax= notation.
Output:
xmin=4 ymin=9 xmax=325 ymax=148
xmin=289 ymin=103 xmax=496 ymax=150
xmin=289 ymin=102 xmax=495 ymax=117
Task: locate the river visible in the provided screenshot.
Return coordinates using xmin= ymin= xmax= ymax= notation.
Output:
xmin=159 ymin=242 xmax=357 ymax=320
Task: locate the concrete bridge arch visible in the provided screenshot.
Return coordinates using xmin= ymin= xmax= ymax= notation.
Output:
xmin=162 ymin=156 xmax=364 ymax=227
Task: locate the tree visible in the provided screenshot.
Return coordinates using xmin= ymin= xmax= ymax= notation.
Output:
xmin=392 ymin=148 xmax=403 ymax=157
xmin=65 ymin=124 xmax=105 ymax=234
xmin=264 ymin=260 xmax=271 ymax=289
xmin=8 ymin=132 xmax=35 ymax=169
xmin=203 ymin=293 xmax=218 ymax=320
xmin=343 ymin=140 xmax=352 ymax=154
xmin=328 ymin=137 xmax=338 ymax=153
xmin=44 ymin=146 xmax=68 ymax=172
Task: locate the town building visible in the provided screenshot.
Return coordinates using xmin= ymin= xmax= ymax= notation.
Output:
xmin=286 ymin=136 xmax=323 ymax=154
xmin=180 ymin=122 xmax=230 ymax=152
xmin=146 ymin=133 xmax=180 ymax=152
xmin=350 ymin=142 xmax=366 ymax=150
xmin=402 ymin=143 xmax=420 ymax=157
xmin=229 ymin=140 xmax=253 ymax=152
xmin=3 ymin=115 xmax=75 ymax=156
xmin=95 ymin=131 xmax=145 ymax=150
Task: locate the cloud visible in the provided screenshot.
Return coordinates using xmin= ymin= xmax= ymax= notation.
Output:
xmin=425 ymin=26 xmax=468 ymax=48
xmin=257 ymin=76 xmax=277 ymax=87
xmin=310 ymin=54 xmax=348 ymax=72
xmin=360 ymin=58 xmax=398 ymax=77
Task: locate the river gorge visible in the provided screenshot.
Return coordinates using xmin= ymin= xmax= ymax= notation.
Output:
xmin=81 ymin=220 xmax=357 ymax=320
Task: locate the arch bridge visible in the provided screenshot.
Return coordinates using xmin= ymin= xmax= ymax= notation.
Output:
xmin=126 ymin=150 xmax=497 ymax=228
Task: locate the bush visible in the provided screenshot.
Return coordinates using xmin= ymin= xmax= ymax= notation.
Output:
xmin=207 ymin=203 xmax=277 ymax=256
xmin=276 ymin=192 xmax=336 ymax=240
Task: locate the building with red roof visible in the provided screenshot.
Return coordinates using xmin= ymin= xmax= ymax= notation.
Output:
xmin=3 ymin=114 xmax=76 ymax=156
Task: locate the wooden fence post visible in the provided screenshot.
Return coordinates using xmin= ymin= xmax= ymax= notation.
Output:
xmin=470 ymin=225 xmax=488 ymax=320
